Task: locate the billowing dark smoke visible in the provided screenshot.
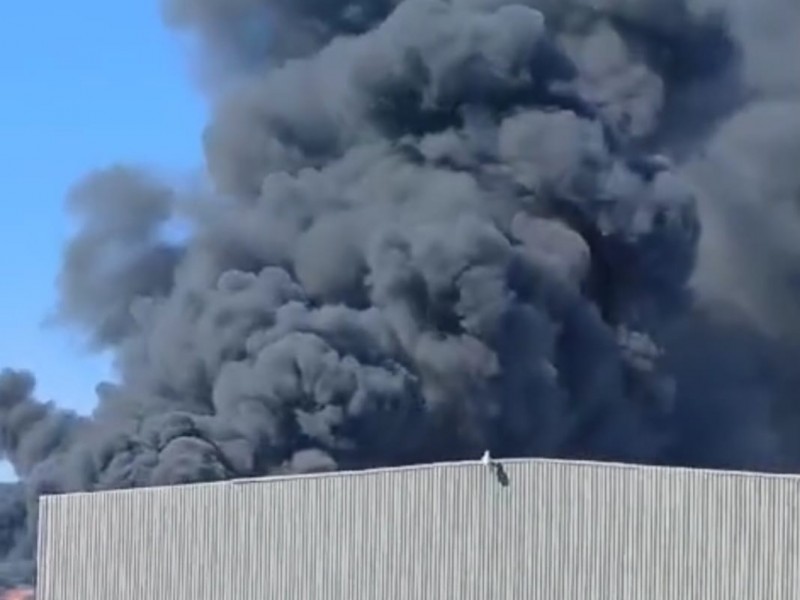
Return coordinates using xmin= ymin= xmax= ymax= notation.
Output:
xmin=2 ymin=0 xmax=800 ymax=589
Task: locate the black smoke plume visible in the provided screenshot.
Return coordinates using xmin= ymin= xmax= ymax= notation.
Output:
xmin=2 ymin=0 xmax=800 ymax=589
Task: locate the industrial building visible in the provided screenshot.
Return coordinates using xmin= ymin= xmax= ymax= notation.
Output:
xmin=36 ymin=458 xmax=800 ymax=599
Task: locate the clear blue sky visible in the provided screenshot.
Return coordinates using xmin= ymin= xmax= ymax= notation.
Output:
xmin=0 ymin=2 xmax=206 ymax=479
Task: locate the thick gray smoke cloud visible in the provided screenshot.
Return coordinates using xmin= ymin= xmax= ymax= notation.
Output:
xmin=2 ymin=0 xmax=800 ymax=590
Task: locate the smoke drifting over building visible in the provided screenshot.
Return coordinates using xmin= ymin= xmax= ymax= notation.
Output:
xmin=1 ymin=0 xmax=799 ymax=590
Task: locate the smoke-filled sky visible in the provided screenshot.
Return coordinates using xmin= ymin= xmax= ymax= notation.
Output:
xmin=2 ymin=0 xmax=800 ymax=593
xmin=0 ymin=2 xmax=206 ymax=478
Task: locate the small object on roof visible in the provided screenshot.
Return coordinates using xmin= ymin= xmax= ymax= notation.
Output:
xmin=480 ymin=450 xmax=493 ymax=468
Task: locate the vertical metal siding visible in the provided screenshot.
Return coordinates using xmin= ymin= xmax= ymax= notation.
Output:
xmin=36 ymin=459 xmax=800 ymax=599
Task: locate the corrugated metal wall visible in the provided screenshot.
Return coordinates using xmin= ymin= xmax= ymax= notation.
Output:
xmin=36 ymin=459 xmax=800 ymax=599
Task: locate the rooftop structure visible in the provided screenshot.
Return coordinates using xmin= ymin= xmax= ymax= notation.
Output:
xmin=36 ymin=458 xmax=800 ymax=599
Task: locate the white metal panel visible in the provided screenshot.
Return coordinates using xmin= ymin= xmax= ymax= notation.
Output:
xmin=36 ymin=459 xmax=800 ymax=599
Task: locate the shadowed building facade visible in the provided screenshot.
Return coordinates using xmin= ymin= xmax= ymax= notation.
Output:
xmin=35 ymin=459 xmax=800 ymax=599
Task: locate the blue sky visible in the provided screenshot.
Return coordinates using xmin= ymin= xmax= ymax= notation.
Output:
xmin=0 ymin=2 xmax=206 ymax=479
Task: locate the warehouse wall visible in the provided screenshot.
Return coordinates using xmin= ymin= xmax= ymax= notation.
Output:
xmin=36 ymin=459 xmax=800 ymax=599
